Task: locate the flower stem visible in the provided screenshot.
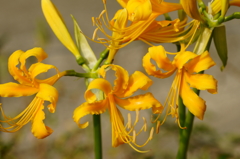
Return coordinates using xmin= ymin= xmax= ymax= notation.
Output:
xmin=177 ymin=88 xmax=200 ymax=159
xmin=93 ymin=115 xmax=102 ymax=159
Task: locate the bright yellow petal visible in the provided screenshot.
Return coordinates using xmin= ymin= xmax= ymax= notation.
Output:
xmin=29 ymin=63 xmax=58 ymax=81
xmin=99 ymin=65 xmax=129 ymax=96
xmin=185 ymin=71 xmax=218 ymax=94
xmin=31 ymin=104 xmax=53 ymax=139
xmin=73 ymin=99 xmax=108 ymax=129
xmin=117 ymin=0 xmax=129 ymax=8
xmin=180 ymin=77 xmax=206 ymax=120
xmin=0 ymin=83 xmax=38 ymax=97
xmin=8 ymin=50 xmax=31 ymax=85
xmin=142 ymin=52 xmax=176 ymax=78
xmin=174 ymin=51 xmax=198 ymax=69
xmin=184 ymin=51 xmax=215 ymax=74
xmin=120 ymin=71 xmax=153 ymax=97
xmin=19 ymin=48 xmax=48 ymax=72
xmin=36 ymin=83 xmax=58 ymax=113
xmin=36 ymin=71 xmax=67 ymax=85
xmin=85 ymin=78 xmax=112 ymax=103
xmin=126 ymin=0 xmax=152 ymax=21
xmin=41 ymin=0 xmax=81 ymax=58
xmin=115 ymin=92 xmax=162 ymax=111
xmin=180 ymin=0 xmax=202 ymax=20
xmin=151 ymin=1 xmax=182 ymax=15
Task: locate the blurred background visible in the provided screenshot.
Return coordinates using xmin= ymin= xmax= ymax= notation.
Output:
xmin=0 ymin=0 xmax=240 ymax=158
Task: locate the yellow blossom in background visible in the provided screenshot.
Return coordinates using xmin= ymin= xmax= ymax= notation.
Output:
xmin=73 ymin=64 xmax=162 ymax=149
xmin=143 ymin=46 xmax=217 ymax=125
xmin=0 ymin=48 xmax=66 ymax=139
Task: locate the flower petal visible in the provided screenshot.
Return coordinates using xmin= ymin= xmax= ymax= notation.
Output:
xmin=115 ymin=92 xmax=162 ymax=111
xmin=185 ymin=71 xmax=218 ymax=94
xmin=8 ymin=50 xmax=32 ymax=85
xmin=184 ymin=51 xmax=216 ymax=74
xmin=41 ymin=0 xmax=81 ymax=58
xmin=174 ymin=51 xmax=197 ymax=69
xmin=142 ymin=51 xmax=176 ymax=79
xmin=120 ymin=71 xmax=153 ymax=97
xmin=31 ymin=104 xmax=53 ymax=139
xmin=180 ymin=0 xmax=202 ymax=20
xmin=73 ymin=99 xmax=108 ymax=129
xmin=29 ymin=63 xmax=58 ymax=80
xmin=126 ymin=0 xmax=152 ymax=21
xmin=180 ymin=77 xmax=206 ymax=120
xmin=36 ymin=71 xmax=67 ymax=85
xmin=85 ymin=78 xmax=112 ymax=103
xmin=230 ymin=0 xmax=240 ymax=7
xmin=99 ymin=65 xmax=129 ymax=96
xmin=36 ymin=83 xmax=58 ymax=113
xmin=0 ymin=82 xmax=38 ymax=97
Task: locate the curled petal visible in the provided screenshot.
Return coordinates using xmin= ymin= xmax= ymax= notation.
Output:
xmin=174 ymin=51 xmax=197 ymax=69
xmin=184 ymin=51 xmax=216 ymax=74
xmin=230 ymin=0 xmax=240 ymax=7
xmin=31 ymin=105 xmax=53 ymax=139
xmin=19 ymin=48 xmax=48 ymax=72
xmin=85 ymin=78 xmax=112 ymax=103
xmin=36 ymin=83 xmax=58 ymax=113
xmin=8 ymin=50 xmax=31 ymax=85
xmin=143 ymin=52 xmax=176 ymax=78
xmin=29 ymin=63 xmax=58 ymax=80
xmin=185 ymin=72 xmax=217 ymax=94
xmin=121 ymin=71 xmax=153 ymax=97
xmin=73 ymin=100 xmax=108 ymax=129
xmin=0 ymin=83 xmax=38 ymax=97
xmin=180 ymin=77 xmax=206 ymax=120
xmin=126 ymin=0 xmax=152 ymax=21
xmin=41 ymin=0 xmax=81 ymax=58
xmin=99 ymin=65 xmax=129 ymax=96
xmin=115 ymin=92 xmax=162 ymax=111
xmin=180 ymin=0 xmax=202 ymax=20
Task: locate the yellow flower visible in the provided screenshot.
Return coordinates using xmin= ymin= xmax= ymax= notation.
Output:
xmin=73 ymin=64 xmax=162 ymax=149
xmin=143 ymin=46 xmax=217 ymax=124
xmin=0 ymin=48 xmax=66 ymax=139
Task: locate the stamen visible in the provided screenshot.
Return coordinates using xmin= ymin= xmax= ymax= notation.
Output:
xmin=156 ymin=121 xmax=161 ymax=134
xmin=92 ymin=28 xmax=99 ymax=40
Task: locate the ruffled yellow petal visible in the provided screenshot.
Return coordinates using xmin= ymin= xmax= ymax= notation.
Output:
xmin=0 ymin=83 xmax=38 ymax=97
xmin=184 ymin=51 xmax=215 ymax=74
xmin=115 ymin=92 xmax=162 ymax=111
xmin=73 ymin=99 xmax=108 ymax=129
xmin=180 ymin=0 xmax=202 ymax=21
xmin=36 ymin=83 xmax=58 ymax=113
xmin=29 ymin=63 xmax=58 ymax=81
xmin=120 ymin=71 xmax=152 ymax=97
xmin=180 ymin=76 xmax=206 ymax=120
xmin=143 ymin=52 xmax=176 ymax=79
xmin=85 ymin=78 xmax=112 ymax=103
xmin=126 ymin=0 xmax=152 ymax=21
xmin=174 ymin=51 xmax=197 ymax=69
xmin=41 ymin=0 xmax=81 ymax=58
xmin=185 ymin=72 xmax=218 ymax=94
xmin=19 ymin=48 xmax=48 ymax=73
xmin=31 ymin=104 xmax=53 ymax=139
xmin=8 ymin=50 xmax=32 ymax=85
xmin=99 ymin=65 xmax=129 ymax=96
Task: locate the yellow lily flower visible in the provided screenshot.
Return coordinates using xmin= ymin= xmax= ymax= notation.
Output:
xmin=143 ymin=46 xmax=217 ymax=124
xmin=73 ymin=64 xmax=162 ymax=149
xmin=0 ymin=48 xmax=66 ymax=139
xmin=93 ymin=0 xmax=182 ymax=63
xmin=41 ymin=0 xmax=81 ymax=60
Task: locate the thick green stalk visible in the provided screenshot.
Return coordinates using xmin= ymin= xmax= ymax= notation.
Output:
xmin=93 ymin=115 xmax=102 ymax=159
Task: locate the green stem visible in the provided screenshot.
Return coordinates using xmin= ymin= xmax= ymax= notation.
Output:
xmin=65 ymin=70 xmax=98 ymax=78
xmin=93 ymin=115 xmax=102 ymax=159
xmin=92 ymin=49 xmax=109 ymax=71
xmin=177 ymin=89 xmax=199 ymax=159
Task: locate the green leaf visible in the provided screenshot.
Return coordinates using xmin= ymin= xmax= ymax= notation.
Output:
xmin=213 ymin=25 xmax=228 ymax=71
xmin=71 ymin=15 xmax=97 ymax=69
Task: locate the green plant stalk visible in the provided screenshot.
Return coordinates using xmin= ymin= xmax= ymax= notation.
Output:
xmin=93 ymin=115 xmax=102 ymax=159
xmin=176 ymin=88 xmax=199 ymax=159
